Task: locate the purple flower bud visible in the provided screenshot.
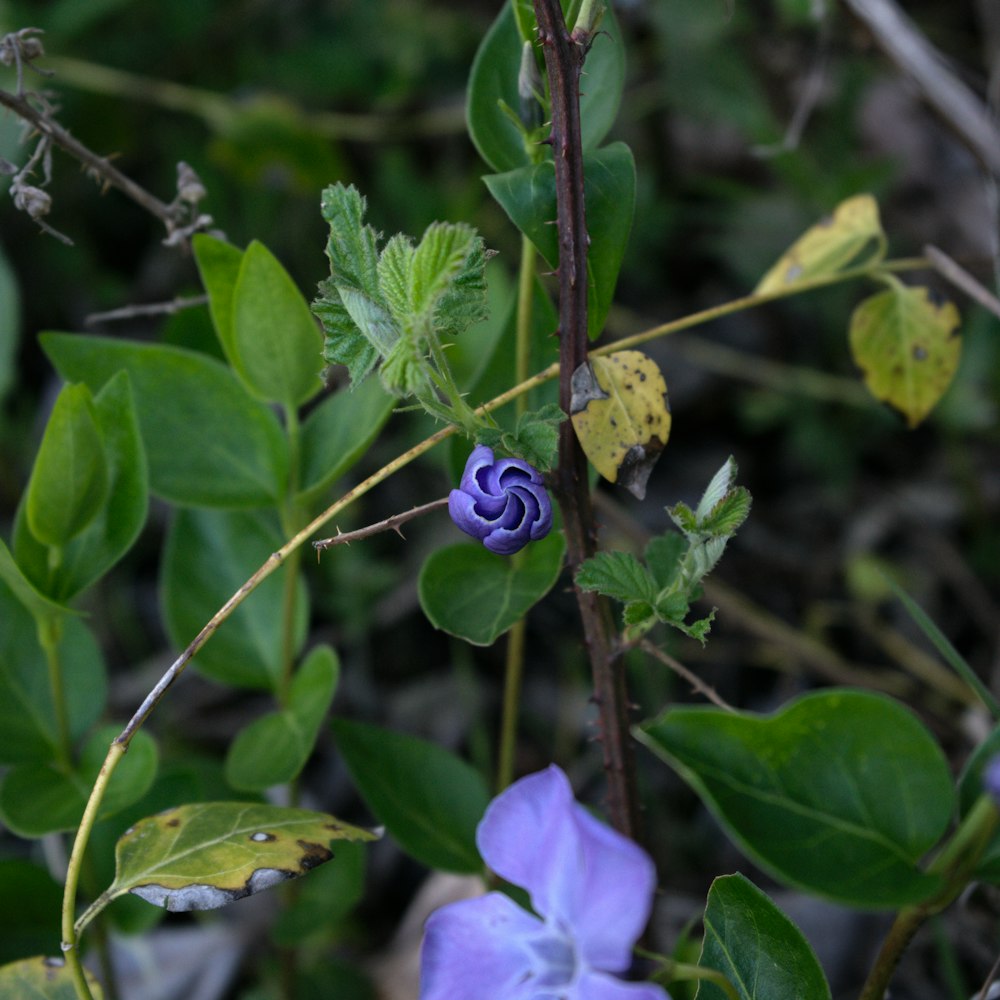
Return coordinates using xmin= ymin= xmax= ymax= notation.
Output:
xmin=449 ymin=445 xmax=553 ymax=556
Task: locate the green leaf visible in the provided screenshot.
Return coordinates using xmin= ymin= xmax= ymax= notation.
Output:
xmin=419 ymin=531 xmax=566 ymax=646
xmin=0 ymin=861 xmax=62 ymax=964
xmin=849 ymin=280 xmax=962 ymax=428
xmin=696 ymin=873 xmax=831 ymax=1000
xmin=0 ymin=583 xmax=106 ymax=765
xmin=484 ymin=143 xmax=636 ymax=338
xmin=638 ymin=689 xmax=954 ymax=907
xmin=957 ymin=726 xmax=1000 ymax=881
xmin=467 ymin=3 xmax=626 ymax=172
xmin=161 ymin=507 xmax=308 ymax=690
xmin=192 ymin=233 xmax=244 ymax=365
xmin=225 ymin=645 xmax=339 ymax=791
xmin=25 ymin=383 xmax=109 ymax=547
xmin=644 ymin=533 xmax=686 ymax=590
xmin=0 ymin=540 xmax=70 ymax=623
xmin=0 ymin=956 xmax=104 ymax=1000
xmin=576 ymin=550 xmax=657 ymax=605
xmin=41 ymin=334 xmax=288 ymax=507
xmin=231 ymin=241 xmax=324 ymax=409
xmin=332 ymin=719 xmax=490 ymax=873
xmin=755 ymin=194 xmax=886 ymax=293
xmin=298 ymin=378 xmax=395 ymax=506
xmin=14 ymin=371 xmax=149 ymax=602
xmin=105 ymin=802 xmax=376 ymax=912
xmin=0 ymin=727 xmax=157 ymax=838
xmin=0 ymin=242 xmax=20 ymax=404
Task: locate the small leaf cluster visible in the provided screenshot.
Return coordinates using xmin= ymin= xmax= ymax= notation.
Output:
xmin=576 ymin=457 xmax=751 ymax=642
xmin=314 ymin=183 xmax=489 ymax=432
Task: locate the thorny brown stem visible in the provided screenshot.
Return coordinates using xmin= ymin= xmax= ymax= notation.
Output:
xmin=313 ymin=497 xmax=450 ymax=551
xmin=534 ymin=0 xmax=642 ymax=843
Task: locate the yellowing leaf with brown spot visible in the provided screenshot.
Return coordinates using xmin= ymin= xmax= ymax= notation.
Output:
xmin=101 ymin=802 xmax=378 ymax=916
xmin=570 ymin=350 xmax=671 ymax=500
xmin=849 ymin=281 xmax=961 ymax=428
xmin=756 ymin=194 xmax=886 ymax=294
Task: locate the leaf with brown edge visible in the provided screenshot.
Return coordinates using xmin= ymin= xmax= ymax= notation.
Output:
xmin=570 ymin=350 xmax=671 ymax=500
xmin=849 ymin=279 xmax=961 ymax=427
xmin=100 ymin=802 xmax=378 ymax=917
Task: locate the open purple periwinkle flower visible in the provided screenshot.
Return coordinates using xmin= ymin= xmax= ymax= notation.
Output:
xmin=449 ymin=445 xmax=553 ymax=556
xmin=420 ymin=765 xmax=669 ymax=1000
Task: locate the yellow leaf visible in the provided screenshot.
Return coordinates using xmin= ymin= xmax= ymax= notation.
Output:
xmin=756 ymin=194 xmax=885 ymax=294
xmin=849 ymin=282 xmax=961 ymax=428
xmin=570 ymin=350 xmax=671 ymax=500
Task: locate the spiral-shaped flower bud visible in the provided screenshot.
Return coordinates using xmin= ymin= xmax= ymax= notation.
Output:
xmin=448 ymin=445 xmax=553 ymax=555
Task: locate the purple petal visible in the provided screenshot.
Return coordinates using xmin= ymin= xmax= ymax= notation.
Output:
xmin=419 ymin=892 xmax=544 ymax=1000
xmin=448 ymin=490 xmax=491 ymax=541
xmin=477 ymin=766 xmax=658 ymax=972
xmin=577 ymin=972 xmax=671 ymax=1000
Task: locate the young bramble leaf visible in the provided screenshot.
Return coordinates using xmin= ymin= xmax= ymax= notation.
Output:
xmin=104 ymin=802 xmax=376 ymax=914
xmin=638 ymin=690 xmax=955 ymax=907
xmin=697 ymin=874 xmax=831 ymax=1000
xmin=332 ymin=719 xmax=490 ymax=873
xmin=576 ymin=551 xmax=657 ymax=606
xmin=25 ymin=383 xmax=109 ymax=548
xmin=570 ymin=351 xmax=671 ymax=500
xmin=644 ymin=533 xmax=685 ymax=590
xmin=0 ymin=956 xmax=104 ymax=999
xmin=848 ymin=279 xmax=961 ymax=428
xmin=478 ymin=403 xmax=565 ymax=471
xmin=755 ymin=194 xmax=886 ymax=293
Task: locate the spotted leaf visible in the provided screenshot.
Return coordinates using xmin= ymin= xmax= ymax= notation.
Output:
xmin=105 ymin=802 xmax=377 ymax=914
xmin=849 ymin=279 xmax=961 ymax=428
xmin=756 ymin=194 xmax=885 ymax=294
xmin=570 ymin=350 xmax=670 ymax=499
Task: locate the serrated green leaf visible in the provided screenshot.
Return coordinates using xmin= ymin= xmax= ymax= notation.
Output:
xmin=41 ymin=334 xmax=288 ymax=507
xmin=419 ymin=532 xmax=566 ymax=646
xmin=699 ymin=488 xmax=752 ymax=538
xmin=161 ymin=507 xmax=308 ymax=690
xmin=0 ymin=583 xmax=106 ymax=765
xmin=410 ymin=222 xmax=479 ymax=320
xmin=320 ymin=184 xmax=382 ymax=298
xmin=314 ymin=284 xmax=381 ymax=385
xmin=644 ymin=533 xmax=685 ymax=590
xmin=695 ymin=456 xmax=738 ymax=521
xmin=107 ymin=802 xmax=376 ymax=912
xmin=14 ymin=371 xmax=148 ymax=602
xmin=231 ymin=241 xmax=324 ymax=409
xmin=638 ymin=689 xmax=954 ymax=907
xmin=696 ymin=874 xmax=831 ymax=1000
xmin=225 ymin=646 xmax=339 ymax=791
xmin=377 ymin=233 xmax=415 ymax=323
xmin=576 ymin=550 xmax=657 ymax=606
xmin=0 ymin=728 xmax=157 ymax=838
xmin=0 ymin=956 xmax=104 ymax=1000
xmin=849 ymin=280 xmax=961 ymax=428
xmin=25 ymin=383 xmax=109 ymax=548
xmin=332 ymin=719 xmax=489 ymax=873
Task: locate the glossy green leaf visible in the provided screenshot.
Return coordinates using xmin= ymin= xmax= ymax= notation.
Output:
xmin=0 ymin=727 xmax=157 ymax=838
xmin=0 ymin=861 xmax=62 ymax=964
xmin=0 ymin=540 xmax=70 ymax=623
xmin=696 ymin=874 xmax=831 ymax=1000
xmin=849 ymin=280 xmax=961 ymax=428
xmin=467 ymin=3 xmax=626 ymax=172
xmin=0 ymin=956 xmax=104 ymax=1000
xmin=225 ymin=645 xmax=339 ymax=791
xmin=192 ymin=233 xmax=244 ymax=365
xmin=161 ymin=507 xmax=308 ymax=690
xmin=0 ymin=582 xmax=106 ymax=765
xmin=638 ymin=689 xmax=954 ymax=907
xmin=232 ymin=241 xmax=324 ymax=409
xmin=484 ymin=143 xmax=635 ymax=338
xmin=14 ymin=371 xmax=149 ymax=602
xmin=298 ymin=378 xmax=394 ymax=506
xmin=0 ymin=242 xmax=19 ymax=404
xmin=41 ymin=333 xmax=288 ymax=507
xmin=419 ymin=531 xmax=566 ymax=646
xmin=25 ymin=383 xmax=109 ymax=547
xmin=332 ymin=718 xmax=490 ymax=873
xmin=106 ymin=802 xmax=376 ymax=912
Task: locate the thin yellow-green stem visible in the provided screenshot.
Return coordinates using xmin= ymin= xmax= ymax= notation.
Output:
xmin=38 ymin=614 xmax=71 ymax=769
xmin=515 ymin=234 xmax=536 ymax=419
xmin=278 ymin=407 xmax=305 ymax=704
